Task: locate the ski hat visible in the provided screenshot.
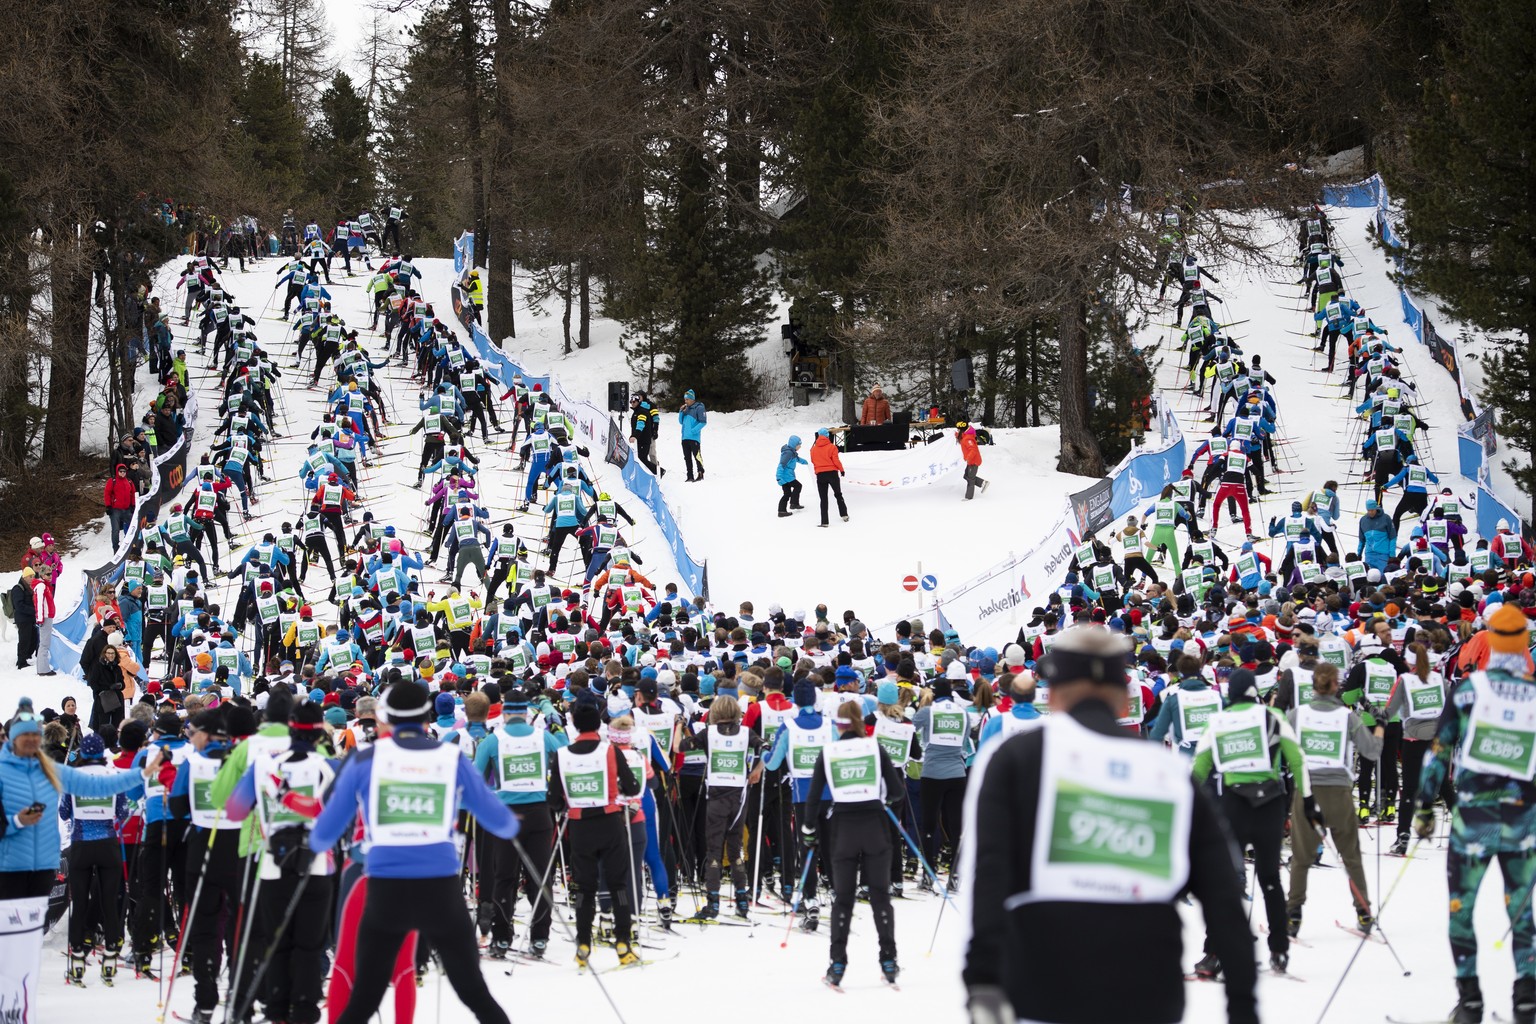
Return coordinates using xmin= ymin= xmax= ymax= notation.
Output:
xmin=434 ymin=692 xmax=457 ymax=717
xmin=787 ymin=435 xmax=801 ymax=448
xmin=1226 ymin=668 xmax=1260 ymax=706
xmin=946 ymin=660 xmax=968 ymax=681
xmin=28 ymin=536 xmax=42 ymax=550
xmin=9 ymin=715 xmax=41 ymax=738
xmin=324 ymin=706 xmax=348 ymax=728
xmin=1291 ymin=501 xmax=1303 ymax=514
xmin=1002 ymin=643 xmax=1028 ymax=670
xmin=816 ymin=428 xmax=829 ymax=438
xmin=78 ymin=733 xmax=106 ymax=759
xmin=877 ymin=681 xmax=899 ymax=705
xmin=792 ymin=680 xmax=818 ymax=707
xmin=570 ymin=694 xmax=603 ymax=734
xmin=684 ymin=389 xmax=695 ymax=400
xmin=379 ymin=682 xmax=431 ymax=724
xmin=1488 ymin=604 xmax=1531 ymax=655
xmin=154 ymin=712 xmax=183 ymax=736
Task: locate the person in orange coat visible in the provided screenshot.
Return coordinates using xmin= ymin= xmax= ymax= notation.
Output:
xmin=810 ymin=429 xmax=848 ymax=527
xmin=860 ymin=386 xmax=891 ymax=426
xmin=957 ymin=422 xmax=988 ymax=500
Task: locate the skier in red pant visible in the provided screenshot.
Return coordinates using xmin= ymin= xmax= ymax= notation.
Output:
xmin=1210 ymin=447 xmax=1255 ymax=535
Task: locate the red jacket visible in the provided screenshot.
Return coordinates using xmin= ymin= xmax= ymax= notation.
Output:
xmin=104 ymin=476 xmax=137 ymax=510
xmin=958 ymin=429 xmax=983 ymax=467
xmin=31 ymin=578 xmax=55 ymax=622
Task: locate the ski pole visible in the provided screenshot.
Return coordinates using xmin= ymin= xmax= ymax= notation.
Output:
xmin=220 ymin=850 xmax=261 ymax=1024
xmin=1322 ymin=831 xmax=1410 ymax=976
xmin=884 ymin=805 xmax=957 ymax=955
xmin=779 ymin=849 xmax=816 ymax=949
xmin=510 ymin=837 xmax=630 ymax=1024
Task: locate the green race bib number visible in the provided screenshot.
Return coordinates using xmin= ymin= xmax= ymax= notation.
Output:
xmin=710 ymin=749 xmax=744 ymax=775
xmin=1301 ymin=729 xmax=1342 ymax=760
xmin=1217 ymin=726 xmax=1263 ymax=762
xmin=501 ymin=754 xmax=542 ymax=785
xmin=1049 ymin=781 xmax=1174 ymax=880
xmin=1469 ymin=724 xmax=1534 ymax=775
xmin=566 ymin=771 xmax=605 ymax=801
xmin=192 ymin=780 xmax=218 ymax=813
xmin=1411 ymin=687 xmax=1444 ymax=713
xmin=792 ymin=745 xmax=821 ymax=773
xmin=876 ymin=734 xmax=908 ymax=763
xmin=377 ymin=782 xmax=447 ymax=825
xmin=830 ymin=753 xmax=877 ymax=789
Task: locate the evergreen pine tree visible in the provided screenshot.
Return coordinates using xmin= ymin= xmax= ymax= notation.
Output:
xmin=1386 ymin=0 xmax=1536 ymax=523
xmin=309 ymin=72 xmax=374 ymax=216
xmin=235 ymin=57 xmax=306 ymax=200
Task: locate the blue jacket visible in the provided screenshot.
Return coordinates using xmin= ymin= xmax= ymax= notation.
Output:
xmin=977 ymin=703 xmax=1041 ymax=749
xmin=473 ymin=725 xmax=571 ymax=806
xmin=1357 ymin=510 xmax=1395 ymax=569
xmin=0 ymin=745 xmax=144 ymax=871
xmin=310 ymin=729 xmax=517 ymax=878
xmin=679 ymin=400 xmax=707 ymax=442
xmin=776 ymin=442 xmax=807 ymax=485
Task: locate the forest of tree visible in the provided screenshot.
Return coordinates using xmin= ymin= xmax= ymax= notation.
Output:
xmin=1 ymin=0 xmax=1529 ymax=497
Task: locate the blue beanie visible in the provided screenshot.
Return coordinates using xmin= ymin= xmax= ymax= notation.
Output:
xmin=834 ymin=665 xmax=859 ymax=687
xmin=10 ymin=715 xmax=42 ymax=738
xmin=641 ymin=666 xmax=659 ymax=681
xmin=793 ymin=680 xmax=818 ymax=707
xmin=79 ymin=733 xmax=106 ymax=759
xmin=309 ymin=688 xmax=325 ymax=704
xmin=877 ymin=681 xmax=899 ymax=705
xmin=434 ymin=693 xmax=457 ymax=717
xmin=699 ymin=674 xmax=717 ymax=697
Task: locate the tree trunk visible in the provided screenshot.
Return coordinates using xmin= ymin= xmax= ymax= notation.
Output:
xmin=561 ymin=263 xmax=573 ymax=354
xmin=487 ymin=0 xmax=516 ymax=341
xmin=983 ymin=331 xmax=998 ymax=427
xmin=839 ymin=297 xmax=856 ymax=425
xmin=578 ymin=257 xmax=590 ymax=349
xmin=1056 ymin=297 xmax=1104 ymax=476
xmin=43 ymin=244 xmax=90 ymax=463
xmin=1012 ymin=326 xmax=1027 ymax=427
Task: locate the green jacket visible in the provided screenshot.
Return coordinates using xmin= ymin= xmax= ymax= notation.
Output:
xmin=1192 ymin=702 xmax=1310 ymax=798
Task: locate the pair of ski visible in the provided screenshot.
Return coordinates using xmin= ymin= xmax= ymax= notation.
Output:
xmin=824 ymin=977 xmax=900 ymax=994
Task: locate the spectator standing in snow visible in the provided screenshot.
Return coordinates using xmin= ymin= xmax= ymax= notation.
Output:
xmin=104 ymin=464 xmax=138 ymax=548
xmin=629 ymin=393 xmax=662 ymax=477
xmin=811 ymin=429 xmax=849 ymax=528
xmin=776 ymin=435 xmax=807 ymax=518
xmin=679 ymin=389 xmax=707 ymax=481
xmin=31 ymin=564 xmax=57 ymax=676
xmin=860 ymin=385 xmax=891 ymax=426
xmin=958 ymin=422 xmax=988 ymax=500
xmin=10 ymin=569 xmax=37 ymax=669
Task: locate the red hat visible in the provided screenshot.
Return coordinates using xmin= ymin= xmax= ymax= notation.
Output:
xmin=146 ymin=680 xmax=163 ymax=695
xmin=532 ymin=383 xmax=542 ymax=392
xmin=323 ymin=692 xmax=341 ymax=706
xmin=300 ymin=605 xmax=313 ymax=617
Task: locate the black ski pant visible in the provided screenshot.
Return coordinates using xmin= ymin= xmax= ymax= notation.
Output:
xmin=778 ymin=481 xmax=803 ymax=515
xmin=682 ymin=439 xmax=703 ymax=479
xmin=1358 ymin=720 xmax=1402 ymax=811
xmin=1392 ymin=491 xmax=1430 ymax=536
xmin=68 ymin=837 xmax=124 ymax=950
xmin=816 ymin=471 xmax=848 ymax=525
xmin=919 ymin=774 xmax=967 ymax=871
xmin=261 ymin=871 xmax=335 ymax=1024
xmin=828 ymin=807 xmax=897 ymax=964
xmin=187 ymin=830 xmax=243 ymax=1011
xmin=492 ymin=802 xmax=554 ymax=945
xmin=1205 ymin=791 xmax=1287 ymax=957
xmin=568 ymin=812 xmax=632 ymax=946
xmin=334 ymin=875 xmax=509 ymax=1024
xmin=702 ymin=787 xmax=747 ymax=896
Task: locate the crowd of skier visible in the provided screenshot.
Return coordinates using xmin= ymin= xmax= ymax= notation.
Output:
xmin=1 ymin=202 xmax=1534 ymax=1024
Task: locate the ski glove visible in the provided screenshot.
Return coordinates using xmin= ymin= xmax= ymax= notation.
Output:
xmin=800 ymin=824 xmax=818 ymax=848
xmin=966 ymin=985 xmax=1013 ymax=1024
xmin=1413 ymin=806 xmax=1435 ymax=840
xmin=1303 ymin=795 xmax=1326 ymax=832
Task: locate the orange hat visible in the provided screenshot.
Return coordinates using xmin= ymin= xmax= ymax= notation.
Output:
xmin=1488 ymin=604 xmax=1531 ymax=655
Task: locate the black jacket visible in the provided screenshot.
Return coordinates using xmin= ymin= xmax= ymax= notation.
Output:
xmin=961 ymin=700 xmax=1258 ymax=1024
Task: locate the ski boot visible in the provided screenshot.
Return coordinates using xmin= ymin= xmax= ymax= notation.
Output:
xmin=1358 ymin=803 xmax=1372 ymax=824
xmin=881 ymin=959 xmax=901 ymax=986
xmin=487 ymin=940 xmax=511 ymax=960
xmin=824 ymin=961 xmax=846 ymax=991
xmin=1286 ymin=906 xmax=1302 ymax=939
xmin=946 ymin=874 xmax=960 ymax=894
xmin=1513 ymin=976 xmax=1535 ymax=1024
xmin=856 ymin=884 xmax=870 ymax=903
xmin=101 ymin=947 xmax=119 ymax=987
xmin=574 ymin=943 xmax=592 ymax=969
xmin=66 ymin=947 xmax=88 ymax=986
xmin=615 ymin=941 xmax=640 ymax=967
xmin=798 ymin=898 xmax=820 ymax=933
xmin=1384 ymin=803 xmax=1397 ymax=821
xmin=527 ymin=939 xmax=548 ymax=960
xmin=1453 ymin=976 xmax=1484 ymax=1023
xmin=892 ymin=881 xmax=904 ymax=899
xmin=131 ymin=950 xmax=157 ymax=980
xmin=916 ymin=873 xmax=936 ymax=895
xmin=1390 ymin=835 xmax=1410 ymax=856
xmin=657 ymin=896 xmax=675 ymax=930
xmin=1356 ymin=909 xmax=1375 ymax=935
xmin=191 ymin=1009 xmax=215 ymax=1024
xmin=690 ymin=894 xmax=720 ymax=921
xmin=734 ymin=889 xmax=751 ymax=919
xmin=1193 ymin=953 xmax=1222 ymax=980
xmin=596 ymin=913 xmax=615 ymax=942
xmin=180 ymin=951 xmax=194 ymax=977
xmin=779 ymin=883 xmax=793 ymax=906
xmin=1269 ymin=952 xmax=1288 ymax=975
xmin=476 ymin=902 xmax=495 ymax=937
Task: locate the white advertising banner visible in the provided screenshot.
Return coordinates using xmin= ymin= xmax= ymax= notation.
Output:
xmin=841 ymin=436 xmax=965 ymax=490
xmin=924 ymin=501 xmax=1079 ymax=647
xmin=0 ymin=898 xmax=48 ymax=1024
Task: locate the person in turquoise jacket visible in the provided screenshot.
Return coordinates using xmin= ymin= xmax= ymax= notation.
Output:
xmin=679 ymin=389 xmax=707 ymax=481
xmin=0 ymin=713 xmax=151 ymax=894
xmin=776 ymin=435 xmax=807 ymax=517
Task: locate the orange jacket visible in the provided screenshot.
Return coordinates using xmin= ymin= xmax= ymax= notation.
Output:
xmin=810 ymin=436 xmax=843 ymax=474
xmin=860 ymin=394 xmax=891 ymax=425
xmin=958 ymin=429 xmax=982 ymax=467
